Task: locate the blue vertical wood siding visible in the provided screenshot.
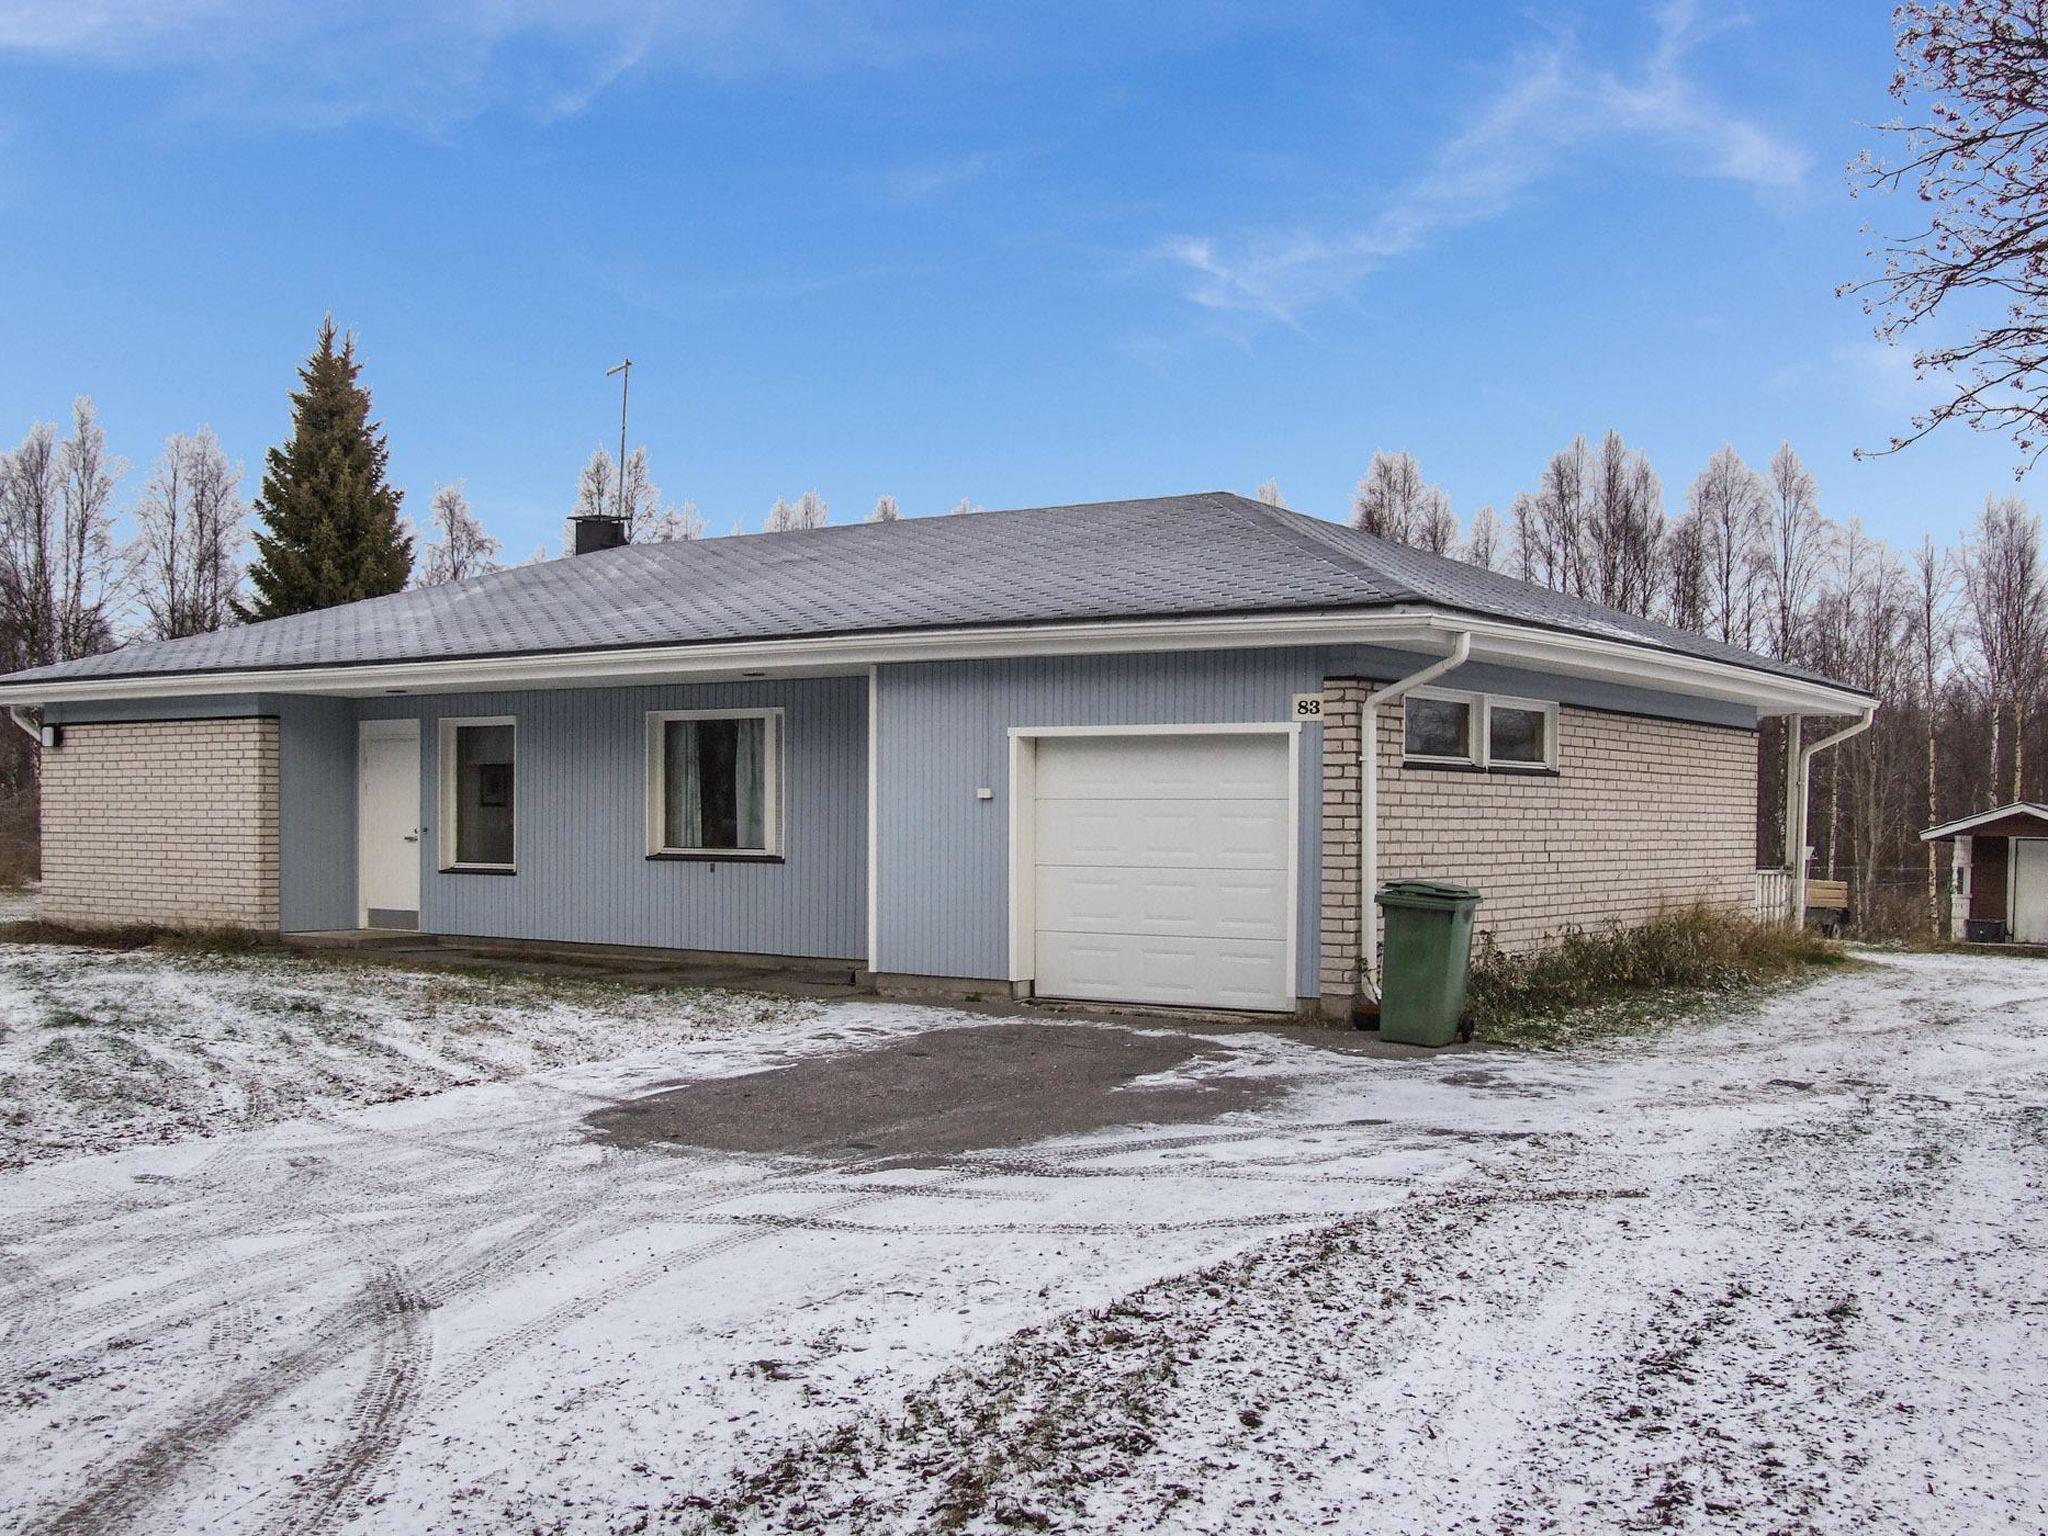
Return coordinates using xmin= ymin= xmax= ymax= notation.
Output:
xmin=872 ymin=648 xmax=1331 ymax=992
xmin=353 ymin=677 xmax=866 ymax=957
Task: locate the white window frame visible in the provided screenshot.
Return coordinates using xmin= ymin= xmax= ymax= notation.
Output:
xmin=1482 ymin=693 xmax=1560 ymax=772
xmin=1402 ymin=688 xmax=1559 ymax=772
xmin=438 ymin=715 xmax=517 ymax=873
xmin=645 ymin=707 xmax=786 ymax=859
xmin=1402 ymin=688 xmax=1482 ymax=767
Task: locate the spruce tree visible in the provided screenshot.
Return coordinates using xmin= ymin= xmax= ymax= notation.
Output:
xmin=238 ymin=316 xmax=412 ymax=620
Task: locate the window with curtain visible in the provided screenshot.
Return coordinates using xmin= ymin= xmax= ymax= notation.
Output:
xmin=449 ymin=721 xmax=515 ymax=868
xmin=655 ymin=712 xmax=780 ymax=854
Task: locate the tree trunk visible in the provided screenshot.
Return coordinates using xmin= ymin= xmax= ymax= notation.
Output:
xmin=1926 ymin=699 xmax=1940 ymax=933
xmin=1826 ymin=749 xmax=1842 ymax=878
xmin=1989 ymin=695 xmax=2003 ymax=810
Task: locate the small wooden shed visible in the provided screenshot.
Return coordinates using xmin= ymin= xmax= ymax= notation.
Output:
xmin=1921 ymin=803 xmax=2048 ymax=944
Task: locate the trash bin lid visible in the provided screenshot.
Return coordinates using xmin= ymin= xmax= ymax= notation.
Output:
xmin=1374 ymin=879 xmax=1482 ymax=910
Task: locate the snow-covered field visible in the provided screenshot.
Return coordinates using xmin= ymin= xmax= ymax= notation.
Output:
xmin=0 ymin=944 xmax=2043 ymax=1534
xmin=0 ymin=941 xmax=812 ymax=1166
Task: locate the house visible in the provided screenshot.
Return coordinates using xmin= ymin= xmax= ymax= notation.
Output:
xmin=1922 ymin=803 xmax=2048 ymax=944
xmin=0 ymin=493 xmax=1874 ymax=1019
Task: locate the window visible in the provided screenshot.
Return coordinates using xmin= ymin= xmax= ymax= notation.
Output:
xmin=1488 ymin=701 xmax=1551 ymax=768
xmin=440 ymin=717 xmax=516 ymax=871
xmin=1404 ymin=695 xmax=1474 ymax=763
xmin=1402 ymin=690 xmax=1558 ymax=772
xmin=647 ymin=709 xmax=783 ymax=857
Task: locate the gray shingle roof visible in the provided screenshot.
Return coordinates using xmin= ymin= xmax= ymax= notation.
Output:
xmin=0 ymin=491 xmax=1851 ymax=691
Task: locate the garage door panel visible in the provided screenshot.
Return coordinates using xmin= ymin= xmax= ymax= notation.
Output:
xmin=1035 ymin=734 xmax=1287 ymax=801
xmin=1029 ymin=732 xmax=1293 ymax=1013
xmin=1035 ymin=932 xmax=1290 ymax=1012
xmin=1037 ymin=865 xmax=1288 ymax=941
xmin=1037 ymin=798 xmax=1288 ymax=869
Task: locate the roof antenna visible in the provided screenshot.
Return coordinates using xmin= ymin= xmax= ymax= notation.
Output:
xmin=605 ymin=357 xmax=632 ymax=524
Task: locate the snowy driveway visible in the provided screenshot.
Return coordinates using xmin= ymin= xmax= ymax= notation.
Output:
xmin=2 ymin=949 xmax=2046 ymax=1533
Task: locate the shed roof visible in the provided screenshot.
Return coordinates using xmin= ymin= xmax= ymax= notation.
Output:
xmin=1921 ymin=803 xmax=2048 ymax=841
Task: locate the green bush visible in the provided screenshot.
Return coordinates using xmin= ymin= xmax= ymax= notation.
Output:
xmin=1465 ymin=904 xmax=1842 ymax=1039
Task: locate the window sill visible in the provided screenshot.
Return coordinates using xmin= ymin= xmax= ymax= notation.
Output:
xmin=646 ymin=851 xmax=787 ymax=864
xmin=440 ymin=864 xmax=518 ymax=876
xmin=1399 ymin=759 xmax=1560 ymax=778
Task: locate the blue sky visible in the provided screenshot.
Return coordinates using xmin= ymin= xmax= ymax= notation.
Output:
xmin=0 ymin=0 xmax=2021 ymax=554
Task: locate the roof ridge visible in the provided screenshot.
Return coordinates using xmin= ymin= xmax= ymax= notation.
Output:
xmin=1232 ymin=498 xmax=1423 ymax=602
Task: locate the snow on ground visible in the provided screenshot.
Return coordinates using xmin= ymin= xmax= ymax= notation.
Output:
xmin=0 ymin=947 xmax=2044 ymax=1534
xmin=0 ymin=940 xmax=819 ymax=1167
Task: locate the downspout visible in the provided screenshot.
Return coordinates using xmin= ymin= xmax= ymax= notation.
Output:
xmin=7 ymin=706 xmax=40 ymax=744
xmin=1791 ymin=706 xmax=1875 ymax=929
xmin=1360 ymin=629 xmax=1472 ymax=1001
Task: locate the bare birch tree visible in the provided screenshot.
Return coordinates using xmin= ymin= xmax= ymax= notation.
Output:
xmin=1689 ymin=444 xmax=1771 ymax=648
xmin=1847 ymin=2 xmax=2048 ymax=465
xmin=1464 ymin=505 xmax=1502 ymax=570
xmin=1255 ymin=478 xmax=1286 ymax=508
xmin=1352 ymin=451 xmax=1430 ymax=542
xmin=572 ymin=445 xmax=697 ymax=544
xmin=1762 ymin=442 xmax=1830 ymax=662
xmin=0 ymin=421 xmax=62 ymax=670
xmin=1514 ymin=437 xmax=1594 ymax=596
xmin=766 ymin=491 xmax=831 ymax=532
xmin=868 ymin=495 xmax=901 ymax=523
xmin=1584 ymin=432 xmax=1663 ymax=616
xmin=416 ymin=481 xmax=502 ymax=586
xmin=55 ymin=398 xmax=124 ymax=660
xmin=1413 ymin=485 xmax=1458 ymax=555
xmin=0 ymin=400 xmax=124 ymax=668
xmin=134 ymin=427 xmax=246 ymax=637
xmin=1662 ymin=511 xmax=1710 ymax=634
xmin=1962 ymin=492 xmax=2047 ymax=800
xmin=1912 ymin=536 xmax=1956 ymax=925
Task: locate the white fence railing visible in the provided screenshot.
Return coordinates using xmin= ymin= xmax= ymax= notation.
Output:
xmin=1755 ymin=868 xmax=1794 ymax=926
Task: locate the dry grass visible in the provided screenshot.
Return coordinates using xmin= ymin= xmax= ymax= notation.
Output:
xmin=1467 ymin=904 xmax=1848 ymax=1049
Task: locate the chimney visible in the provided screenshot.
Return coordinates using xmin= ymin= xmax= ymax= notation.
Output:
xmin=571 ymin=514 xmax=629 ymax=555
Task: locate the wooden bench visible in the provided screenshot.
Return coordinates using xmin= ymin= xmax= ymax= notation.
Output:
xmin=1804 ymin=879 xmax=1851 ymax=933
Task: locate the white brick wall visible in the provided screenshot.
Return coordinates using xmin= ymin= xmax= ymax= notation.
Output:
xmin=41 ymin=718 xmax=281 ymax=930
xmin=1319 ymin=678 xmax=1756 ymax=1001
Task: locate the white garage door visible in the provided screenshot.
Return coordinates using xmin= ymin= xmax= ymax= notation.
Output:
xmin=1032 ymin=733 xmax=1293 ymax=1012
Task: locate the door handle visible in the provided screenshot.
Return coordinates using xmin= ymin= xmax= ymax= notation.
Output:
xmin=403 ymin=833 xmax=419 ymax=843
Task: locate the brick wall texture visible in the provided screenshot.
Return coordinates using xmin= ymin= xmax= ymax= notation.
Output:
xmin=1319 ymin=677 xmax=1757 ymax=1001
xmin=41 ymin=718 xmax=281 ymax=930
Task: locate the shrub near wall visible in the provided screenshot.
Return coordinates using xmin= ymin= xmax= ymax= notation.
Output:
xmin=1465 ymin=904 xmax=1843 ymax=1043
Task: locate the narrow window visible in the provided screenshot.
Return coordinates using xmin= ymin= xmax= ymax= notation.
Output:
xmin=1487 ymin=703 xmax=1551 ymax=768
xmin=650 ymin=711 xmax=782 ymax=856
xmin=443 ymin=719 xmax=515 ymax=869
xmin=1404 ymin=695 xmax=1473 ymax=763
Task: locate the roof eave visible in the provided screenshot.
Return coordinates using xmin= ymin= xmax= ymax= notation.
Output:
xmin=1920 ymin=803 xmax=2048 ymax=841
xmin=0 ymin=605 xmax=1872 ymax=717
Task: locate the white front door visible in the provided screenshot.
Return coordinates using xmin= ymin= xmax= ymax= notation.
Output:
xmin=1030 ymin=733 xmax=1294 ymax=1012
xmin=358 ymin=720 xmax=421 ymax=928
xmin=2014 ymin=839 xmax=2048 ymax=943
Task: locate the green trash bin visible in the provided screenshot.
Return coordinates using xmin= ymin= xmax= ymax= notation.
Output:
xmin=1373 ymin=880 xmax=1482 ymax=1046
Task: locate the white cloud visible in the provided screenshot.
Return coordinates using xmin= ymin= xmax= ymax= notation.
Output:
xmin=0 ymin=1 xmax=968 ymax=130
xmin=1162 ymin=1 xmax=1809 ymax=321
xmin=882 ymin=151 xmax=997 ymax=204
